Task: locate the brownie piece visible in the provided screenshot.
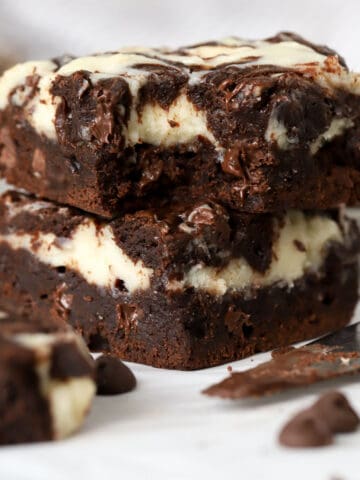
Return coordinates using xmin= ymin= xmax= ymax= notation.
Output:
xmin=0 ymin=313 xmax=95 ymax=445
xmin=1 ymin=33 xmax=360 ymax=217
xmin=0 ymin=190 xmax=358 ymax=369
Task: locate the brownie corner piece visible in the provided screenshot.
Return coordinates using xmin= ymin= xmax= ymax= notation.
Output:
xmin=0 ymin=313 xmax=95 ymax=445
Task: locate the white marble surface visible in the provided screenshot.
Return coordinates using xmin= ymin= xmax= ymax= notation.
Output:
xmin=1 ymin=2 xmax=360 ymax=477
xmin=0 ymin=0 xmax=360 ymax=70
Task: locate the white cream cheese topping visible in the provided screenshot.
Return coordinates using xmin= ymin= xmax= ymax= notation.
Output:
xmin=0 ymin=195 xmax=345 ymax=297
xmin=168 ymin=211 xmax=343 ymax=295
xmin=0 ymin=219 xmax=153 ymax=294
xmin=0 ymin=37 xmax=357 ymax=149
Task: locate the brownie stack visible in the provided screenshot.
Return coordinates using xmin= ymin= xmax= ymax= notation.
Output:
xmin=0 ymin=32 xmax=359 ymax=369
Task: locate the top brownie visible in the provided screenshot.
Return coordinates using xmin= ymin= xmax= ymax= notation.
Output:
xmin=0 ymin=32 xmax=360 ymax=217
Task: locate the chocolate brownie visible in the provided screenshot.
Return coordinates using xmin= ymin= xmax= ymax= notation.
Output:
xmin=0 ymin=313 xmax=95 ymax=445
xmin=1 ymin=33 xmax=360 ymax=217
xmin=0 ymin=190 xmax=358 ymax=369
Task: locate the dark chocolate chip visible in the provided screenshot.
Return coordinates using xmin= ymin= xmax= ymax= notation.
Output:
xmin=114 ymin=278 xmax=128 ymax=292
xmin=313 ymin=391 xmax=360 ymax=433
xmin=293 ymin=239 xmax=306 ymax=252
xmin=279 ymin=409 xmax=333 ymax=448
xmin=96 ymin=355 xmax=136 ymax=395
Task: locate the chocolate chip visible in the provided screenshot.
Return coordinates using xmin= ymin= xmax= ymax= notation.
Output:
xmin=95 ymin=355 xmax=136 ymax=395
xmin=279 ymin=391 xmax=359 ymax=448
xmin=313 ymin=391 xmax=360 ymax=433
xmin=293 ymin=239 xmax=306 ymax=252
xmin=279 ymin=409 xmax=333 ymax=448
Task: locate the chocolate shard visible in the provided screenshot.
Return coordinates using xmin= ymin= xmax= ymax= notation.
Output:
xmin=203 ymin=344 xmax=360 ymax=398
xmin=278 ymin=390 xmax=359 ymax=448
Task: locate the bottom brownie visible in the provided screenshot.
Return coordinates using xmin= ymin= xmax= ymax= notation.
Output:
xmin=0 ymin=192 xmax=358 ymax=369
xmin=0 ymin=245 xmax=357 ymax=369
xmin=0 ymin=314 xmax=95 ymax=444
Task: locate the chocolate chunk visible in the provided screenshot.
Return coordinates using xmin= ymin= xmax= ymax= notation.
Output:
xmin=279 ymin=391 xmax=359 ymax=448
xmin=96 ymin=355 xmax=136 ymax=395
xmin=313 ymin=391 xmax=360 ymax=433
xmin=279 ymin=408 xmax=333 ymax=448
xmin=221 ymin=143 xmax=247 ymax=178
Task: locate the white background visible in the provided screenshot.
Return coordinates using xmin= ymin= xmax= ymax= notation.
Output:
xmin=1 ymin=1 xmax=360 ymax=479
xmin=0 ymin=0 xmax=360 ymax=70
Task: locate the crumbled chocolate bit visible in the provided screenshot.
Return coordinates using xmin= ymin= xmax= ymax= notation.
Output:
xmin=279 ymin=408 xmax=333 ymax=448
xmin=221 ymin=143 xmax=247 ymax=178
xmin=224 ymin=305 xmax=251 ymax=336
xmin=96 ymin=355 xmax=136 ymax=395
